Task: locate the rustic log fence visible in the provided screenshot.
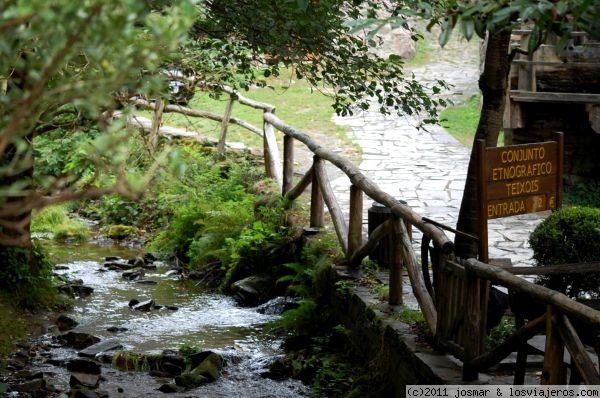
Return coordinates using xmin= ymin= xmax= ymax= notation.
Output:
xmin=132 ymin=87 xmax=600 ymax=385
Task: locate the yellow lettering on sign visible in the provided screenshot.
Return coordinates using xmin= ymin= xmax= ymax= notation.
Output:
xmin=504 ymin=179 xmax=539 ymax=196
xmin=491 ymin=162 xmax=552 ymax=181
xmin=487 ymin=200 xmax=526 ymax=218
xmin=500 ymin=146 xmax=546 ymax=163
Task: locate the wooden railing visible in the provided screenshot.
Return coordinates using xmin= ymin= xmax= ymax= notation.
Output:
xmin=131 ymin=86 xmax=600 ymax=385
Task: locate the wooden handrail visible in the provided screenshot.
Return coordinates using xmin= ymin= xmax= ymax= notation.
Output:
xmin=464 ymin=258 xmax=600 ymax=326
xmin=132 ymin=98 xmax=263 ymax=136
xmin=263 ymin=111 xmax=454 ymax=253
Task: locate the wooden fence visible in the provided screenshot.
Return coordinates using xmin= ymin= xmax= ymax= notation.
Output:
xmin=131 ymin=86 xmax=600 ymax=385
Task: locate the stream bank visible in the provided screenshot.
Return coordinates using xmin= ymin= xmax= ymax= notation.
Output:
xmin=1 ymin=240 xmax=308 ymax=397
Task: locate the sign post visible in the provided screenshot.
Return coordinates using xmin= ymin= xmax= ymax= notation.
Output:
xmin=477 ymin=132 xmax=564 ymax=263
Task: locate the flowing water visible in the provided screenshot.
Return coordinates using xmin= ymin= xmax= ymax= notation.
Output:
xmin=25 ymin=241 xmax=308 ymax=397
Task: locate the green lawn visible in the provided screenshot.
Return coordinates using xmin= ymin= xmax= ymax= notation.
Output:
xmin=440 ymin=94 xmax=481 ymax=147
xmin=139 ymin=72 xmax=351 ymax=152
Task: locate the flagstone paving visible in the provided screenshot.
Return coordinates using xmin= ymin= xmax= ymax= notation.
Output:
xmin=331 ymin=35 xmax=545 ymax=267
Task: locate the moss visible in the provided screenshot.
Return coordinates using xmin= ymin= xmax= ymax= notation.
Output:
xmin=31 ymin=205 xmax=90 ymax=241
xmin=104 ymin=224 xmax=138 ymax=240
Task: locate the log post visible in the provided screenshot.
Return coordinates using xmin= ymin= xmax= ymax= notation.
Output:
xmin=348 ymin=185 xmax=363 ymax=262
xmin=310 ymin=156 xmax=324 ymax=228
xmin=149 ymin=98 xmax=165 ymax=153
xmin=389 ymin=215 xmax=403 ymax=305
xmin=283 ymin=135 xmax=294 ymax=195
xmin=263 ymin=110 xmax=283 ymax=191
xmin=217 ymin=94 xmax=236 ymax=157
xmin=541 ymin=305 xmax=566 ymax=385
xmin=462 ymin=269 xmax=482 ymax=381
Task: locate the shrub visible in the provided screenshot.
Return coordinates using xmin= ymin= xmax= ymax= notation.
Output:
xmin=529 ymin=207 xmax=600 ymax=298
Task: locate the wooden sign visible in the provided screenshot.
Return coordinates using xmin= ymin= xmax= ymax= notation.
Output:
xmin=477 ymin=133 xmax=564 ymax=263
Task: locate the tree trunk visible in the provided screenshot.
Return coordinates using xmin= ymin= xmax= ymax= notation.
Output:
xmin=454 ymin=30 xmax=512 ymax=259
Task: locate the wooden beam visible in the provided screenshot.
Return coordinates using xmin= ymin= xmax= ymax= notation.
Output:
xmin=315 ymin=158 xmax=348 ymax=255
xmin=398 ymin=218 xmax=437 ymax=333
xmin=510 ymin=90 xmax=600 ymax=104
xmin=348 ymin=219 xmax=393 ymax=266
xmin=555 ymin=313 xmax=600 ymax=385
xmin=501 ymin=262 xmax=600 ymax=275
xmin=542 ymin=306 xmax=567 ymax=385
xmin=284 ymin=165 xmax=312 ymax=201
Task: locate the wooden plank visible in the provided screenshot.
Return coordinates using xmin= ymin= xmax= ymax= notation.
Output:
xmin=503 ymin=262 xmax=600 ymax=276
xmin=284 ymin=165 xmax=312 ymax=201
xmin=512 ymin=60 xmax=600 ymax=68
xmin=315 ymin=158 xmax=348 ymax=255
xmin=309 ymin=157 xmax=324 ymax=228
xmin=510 ymin=91 xmax=600 ymax=104
xmin=542 ymin=305 xmax=567 ymax=385
xmin=486 ymin=175 xmax=557 ymax=201
xmin=282 ymin=135 xmax=294 ymax=195
xmin=348 ymin=185 xmax=363 ymax=260
xmin=555 ymin=313 xmax=600 ymax=385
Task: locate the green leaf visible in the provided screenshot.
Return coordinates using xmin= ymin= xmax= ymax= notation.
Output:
xmin=438 ymin=18 xmax=453 ymax=47
xmin=459 ymin=17 xmax=475 ymax=41
xmin=528 ymin=25 xmax=541 ymax=55
xmin=296 ymin=0 xmax=308 ymax=11
xmin=555 ymin=1 xmax=568 ymax=16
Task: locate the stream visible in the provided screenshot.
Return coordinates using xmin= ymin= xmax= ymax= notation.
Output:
xmin=10 ymin=240 xmax=308 ymax=397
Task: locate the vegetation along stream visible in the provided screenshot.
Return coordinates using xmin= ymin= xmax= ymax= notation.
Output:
xmin=6 ymin=239 xmax=308 ymax=397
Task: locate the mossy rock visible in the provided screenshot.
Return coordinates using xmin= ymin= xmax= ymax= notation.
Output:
xmin=104 ymin=225 xmax=138 ymax=240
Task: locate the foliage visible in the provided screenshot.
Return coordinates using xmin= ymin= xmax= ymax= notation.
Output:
xmin=31 ymin=205 xmax=90 ymax=242
xmin=0 ymin=0 xmax=195 ymax=245
xmin=529 ymin=207 xmax=600 ymax=298
xmin=187 ymin=1 xmax=446 ymax=121
xmin=564 ymin=181 xmax=600 ymax=209
xmin=0 ymin=292 xmax=28 ymax=370
xmin=179 ymin=343 xmax=203 ymax=368
xmin=486 ymin=315 xmax=516 ymax=350
xmin=149 ymin=146 xmax=271 ymax=277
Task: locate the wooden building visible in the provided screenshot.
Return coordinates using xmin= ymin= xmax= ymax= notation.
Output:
xmin=504 ymin=30 xmax=600 ymax=182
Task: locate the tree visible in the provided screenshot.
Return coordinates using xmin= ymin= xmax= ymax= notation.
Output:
xmin=1 ymin=0 xmax=447 ymax=260
xmin=0 ymin=0 xmax=194 ymax=272
xmin=417 ymin=0 xmax=600 ymax=258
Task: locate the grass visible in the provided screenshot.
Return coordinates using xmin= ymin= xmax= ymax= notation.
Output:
xmin=31 ymin=205 xmax=90 ymax=241
xmin=138 ymin=70 xmax=357 ymax=158
xmin=440 ymin=94 xmax=481 ymax=147
xmin=0 ymin=293 xmax=28 ymax=370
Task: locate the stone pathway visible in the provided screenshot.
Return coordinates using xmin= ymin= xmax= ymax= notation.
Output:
xmin=331 ymin=33 xmax=545 ymax=267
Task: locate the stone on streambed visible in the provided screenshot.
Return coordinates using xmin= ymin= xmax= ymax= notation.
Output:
xmin=135 ymin=279 xmax=158 ymax=285
xmin=56 ymin=314 xmax=79 ymax=331
xmin=70 ymin=390 xmax=109 ymax=398
xmin=132 ymin=299 xmax=155 ymax=311
xmin=103 ymin=261 xmax=135 ymax=271
xmin=69 ymin=372 xmax=100 ymax=389
xmin=67 ymin=358 xmax=102 ymax=375
xmin=58 ymin=332 xmax=101 ymax=350
xmin=158 ymin=383 xmax=185 ymax=393
xmin=106 ymin=326 xmax=128 ymax=333
xmin=230 ymin=274 xmax=275 ymax=306
xmin=58 ymin=284 xmax=94 ymax=298
xmin=122 ymin=268 xmax=144 ymax=280
xmin=189 ymin=351 xmax=224 ymax=382
xmin=78 ymin=339 xmax=123 ymax=358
